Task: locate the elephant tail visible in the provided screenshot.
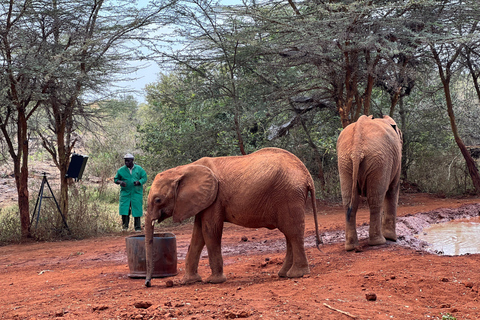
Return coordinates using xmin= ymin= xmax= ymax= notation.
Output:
xmin=347 ymin=117 xmax=366 ymax=221
xmin=308 ymin=184 xmax=322 ymax=250
xmin=347 ymin=154 xmax=361 ymax=222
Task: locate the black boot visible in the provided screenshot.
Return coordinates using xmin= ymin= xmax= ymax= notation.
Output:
xmin=122 ymin=215 xmax=130 ymax=231
xmin=134 ymin=217 xmax=142 ymax=232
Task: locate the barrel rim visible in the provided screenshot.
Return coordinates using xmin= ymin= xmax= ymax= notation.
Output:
xmin=125 ymin=232 xmax=176 ymax=240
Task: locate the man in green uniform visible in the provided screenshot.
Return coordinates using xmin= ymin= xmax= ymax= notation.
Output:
xmin=114 ymin=153 xmax=148 ymax=231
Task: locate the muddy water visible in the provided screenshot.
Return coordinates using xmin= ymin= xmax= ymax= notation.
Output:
xmin=417 ymin=217 xmax=480 ymax=255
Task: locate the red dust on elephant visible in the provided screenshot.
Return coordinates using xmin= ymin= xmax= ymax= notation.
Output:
xmin=337 ymin=115 xmax=402 ymax=251
xmin=144 ymin=147 xmax=321 ymax=287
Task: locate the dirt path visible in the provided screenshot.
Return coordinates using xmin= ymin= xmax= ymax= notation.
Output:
xmin=1 ymin=193 xmax=479 ymax=320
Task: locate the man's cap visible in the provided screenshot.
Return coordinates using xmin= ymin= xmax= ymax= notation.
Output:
xmin=124 ymin=153 xmax=135 ymax=159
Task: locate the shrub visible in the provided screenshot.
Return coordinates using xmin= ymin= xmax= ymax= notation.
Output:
xmin=0 ymin=206 xmax=21 ymax=244
xmin=29 ymin=184 xmax=121 ymax=241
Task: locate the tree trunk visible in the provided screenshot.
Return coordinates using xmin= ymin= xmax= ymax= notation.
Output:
xmin=431 ymin=45 xmax=480 ymax=194
xmin=398 ymin=97 xmax=409 ymax=182
xmin=233 ymin=100 xmax=246 ymax=155
xmin=443 ymin=82 xmax=480 ymax=193
xmin=41 ymin=100 xmax=76 ymax=226
xmin=464 ymin=49 xmax=480 ymax=102
xmin=15 ymin=112 xmax=31 ymax=239
xmin=298 ymin=115 xmax=326 ymax=194
xmin=57 ymin=129 xmax=70 ymax=223
xmin=234 ymin=111 xmax=246 ymax=155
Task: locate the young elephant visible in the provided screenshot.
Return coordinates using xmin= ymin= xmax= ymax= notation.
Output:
xmin=145 ymin=147 xmax=321 ymax=287
xmin=337 ymin=115 xmax=402 ymax=251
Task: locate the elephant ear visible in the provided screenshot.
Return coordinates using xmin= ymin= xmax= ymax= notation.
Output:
xmin=382 ymin=115 xmax=403 ymax=140
xmin=172 ymin=165 xmax=218 ymax=223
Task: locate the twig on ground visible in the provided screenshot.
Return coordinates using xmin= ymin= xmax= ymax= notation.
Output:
xmin=323 ymin=303 xmax=357 ymax=319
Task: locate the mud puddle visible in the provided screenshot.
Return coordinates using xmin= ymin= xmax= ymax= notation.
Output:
xmin=417 ymin=217 xmax=480 ymax=255
xmin=215 ymin=203 xmax=480 ymax=258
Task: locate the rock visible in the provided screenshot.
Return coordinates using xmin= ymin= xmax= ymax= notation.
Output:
xmin=134 ymin=301 xmax=152 ymax=309
xmin=55 ymin=310 xmax=65 ymax=317
xmin=165 ymin=280 xmax=174 ymax=287
xmin=365 ymin=293 xmax=377 ymax=301
xmin=92 ymin=305 xmax=109 ymax=311
xmin=223 ymin=310 xmax=251 ymax=318
xmin=241 ymin=236 xmax=248 ymax=242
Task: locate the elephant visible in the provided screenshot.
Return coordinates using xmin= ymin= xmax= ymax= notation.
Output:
xmin=144 ymin=147 xmax=321 ymax=287
xmin=336 ymin=115 xmax=402 ymax=251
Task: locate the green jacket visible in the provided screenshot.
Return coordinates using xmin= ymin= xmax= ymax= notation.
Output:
xmin=114 ymin=165 xmax=148 ymax=217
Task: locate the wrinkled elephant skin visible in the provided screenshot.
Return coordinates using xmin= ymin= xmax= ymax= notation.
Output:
xmin=337 ymin=115 xmax=402 ymax=251
xmin=144 ymin=147 xmax=321 ymax=287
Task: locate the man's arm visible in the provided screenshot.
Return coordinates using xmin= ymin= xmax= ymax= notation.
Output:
xmin=138 ymin=168 xmax=148 ymax=185
xmin=114 ymin=170 xmax=127 ymax=187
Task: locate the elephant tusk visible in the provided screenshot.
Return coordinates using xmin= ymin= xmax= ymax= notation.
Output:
xmin=151 ymin=220 xmax=156 ymax=227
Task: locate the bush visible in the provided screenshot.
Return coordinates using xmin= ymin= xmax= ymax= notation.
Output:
xmin=29 ymin=184 xmax=121 ymax=241
xmin=407 ymin=145 xmax=474 ymax=195
xmin=0 ymin=206 xmax=21 ymax=244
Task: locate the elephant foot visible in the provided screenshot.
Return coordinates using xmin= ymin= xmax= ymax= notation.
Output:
xmin=278 ymin=264 xmax=292 ymax=278
xmin=182 ymin=273 xmax=202 ymax=284
xmin=345 ymin=241 xmax=359 ymax=251
xmin=383 ymin=230 xmax=397 ymax=241
xmin=206 ymin=274 xmax=227 ymax=284
xmin=285 ymin=266 xmax=310 ymax=278
xmin=368 ymin=236 xmax=386 ymax=246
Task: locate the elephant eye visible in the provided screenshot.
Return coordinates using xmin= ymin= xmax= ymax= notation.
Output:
xmin=154 ymin=198 xmax=162 ymax=204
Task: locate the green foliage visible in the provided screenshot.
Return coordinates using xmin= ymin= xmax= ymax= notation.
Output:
xmin=0 ymin=206 xmax=22 ymax=244
xmin=29 ymin=184 xmax=120 ymax=242
xmin=441 ymin=313 xmax=457 ymax=320
xmin=138 ymin=71 xmax=273 ymax=169
xmin=85 ymin=95 xmax=142 ymax=180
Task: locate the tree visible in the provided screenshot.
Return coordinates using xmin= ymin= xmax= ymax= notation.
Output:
xmin=250 ymin=0 xmax=422 ymax=128
xmin=0 ymin=0 xmax=177 ymax=238
xmin=418 ymin=0 xmax=480 ymax=192
xmin=0 ymin=0 xmax=50 ymax=239
xmin=36 ymin=0 xmax=176 ymax=221
xmin=148 ymin=0 xmax=270 ymax=155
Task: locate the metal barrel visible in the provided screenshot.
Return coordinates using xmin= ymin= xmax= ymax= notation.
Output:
xmin=125 ymin=233 xmax=178 ymax=278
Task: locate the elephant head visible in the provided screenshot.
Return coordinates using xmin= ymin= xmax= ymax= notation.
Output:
xmin=144 ymin=164 xmax=218 ymax=287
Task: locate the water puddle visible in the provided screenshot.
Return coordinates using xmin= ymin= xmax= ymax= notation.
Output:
xmin=417 ymin=217 xmax=480 ymax=255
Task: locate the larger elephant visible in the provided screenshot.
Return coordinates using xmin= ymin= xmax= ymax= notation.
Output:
xmin=144 ymin=147 xmax=321 ymax=287
xmin=337 ymin=115 xmax=402 ymax=251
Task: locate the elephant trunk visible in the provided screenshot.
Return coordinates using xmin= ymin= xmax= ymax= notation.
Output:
xmin=144 ymin=217 xmax=154 ymax=287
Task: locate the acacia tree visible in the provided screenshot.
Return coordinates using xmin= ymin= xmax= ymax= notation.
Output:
xmin=0 ymin=0 xmax=177 ymax=238
xmin=250 ymin=0 xmax=423 ymax=128
xmin=147 ymin=0 xmax=269 ymax=156
xmin=0 ymin=0 xmax=52 ymax=239
xmin=36 ymin=0 xmax=176 ymax=220
xmin=418 ymin=0 xmax=480 ymax=192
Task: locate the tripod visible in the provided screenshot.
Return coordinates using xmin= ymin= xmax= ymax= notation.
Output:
xmin=31 ymin=173 xmax=70 ymax=233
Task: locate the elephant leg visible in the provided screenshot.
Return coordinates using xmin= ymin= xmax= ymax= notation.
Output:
xmin=278 ymin=238 xmax=293 ymax=277
xmin=285 ymin=235 xmax=309 ymax=278
xmin=345 ymin=200 xmax=360 ymax=251
xmin=202 ymin=214 xmax=227 ymax=284
xmin=367 ymin=196 xmax=386 ymax=246
xmin=183 ymin=216 xmax=205 ymax=284
xmin=278 ymin=214 xmax=309 ymax=278
xmin=382 ymin=183 xmax=399 ymax=241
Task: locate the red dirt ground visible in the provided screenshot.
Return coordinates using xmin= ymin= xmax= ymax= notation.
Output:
xmin=1 ymin=193 xmax=479 ymax=320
